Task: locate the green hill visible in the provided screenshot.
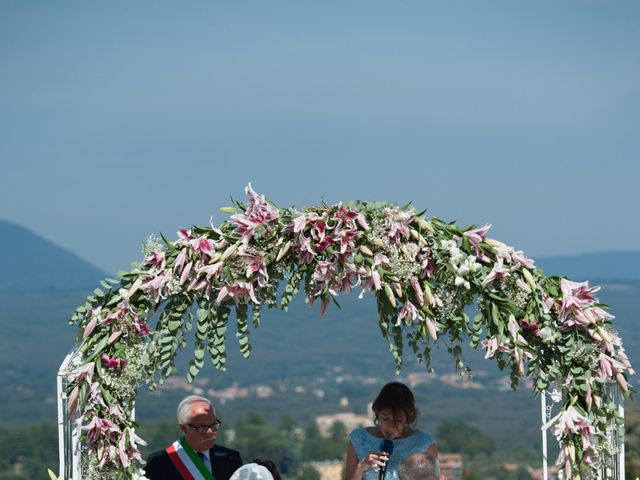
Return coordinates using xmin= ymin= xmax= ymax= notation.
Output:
xmin=0 ymin=219 xmax=106 ymax=292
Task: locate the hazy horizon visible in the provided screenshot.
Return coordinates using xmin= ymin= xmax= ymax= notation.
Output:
xmin=1 ymin=1 xmax=639 ymax=273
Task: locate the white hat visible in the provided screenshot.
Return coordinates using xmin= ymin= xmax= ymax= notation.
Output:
xmin=230 ymin=463 xmax=275 ymax=480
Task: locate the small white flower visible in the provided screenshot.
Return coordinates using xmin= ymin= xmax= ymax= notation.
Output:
xmin=441 ymin=239 xmax=457 ymax=250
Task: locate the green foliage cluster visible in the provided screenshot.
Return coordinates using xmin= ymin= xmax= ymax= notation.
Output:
xmin=436 ymin=418 xmax=496 ymax=457
xmin=0 ymin=422 xmax=58 ymax=480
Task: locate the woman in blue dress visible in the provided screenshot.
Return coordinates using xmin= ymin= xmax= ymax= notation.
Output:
xmin=344 ymin=382 xmax=437 ymax=480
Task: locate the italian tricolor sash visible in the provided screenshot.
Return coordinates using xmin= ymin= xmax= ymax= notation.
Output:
xmin=165 ymin=437 xmax=215 ymax=480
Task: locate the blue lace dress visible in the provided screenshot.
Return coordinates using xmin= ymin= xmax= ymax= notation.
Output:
xmin=348 ymin=427 xmax=435 ymax=480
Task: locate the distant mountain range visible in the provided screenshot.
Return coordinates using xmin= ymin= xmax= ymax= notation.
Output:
xmin=535 ymin=251 xmax=640 ymax=283
xmin=0 ymin=219 xmax=107 ymax=292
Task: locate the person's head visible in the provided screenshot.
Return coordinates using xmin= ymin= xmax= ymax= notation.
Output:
xmin=397 ymin=452 xmax=441 ymax=480
xmin=372 ymin=382 xmax=419 ymax=440
xmin=251 ymin=459 xmax=282 ymax=480
xmin=177 ymin=395 xmax=220 ymax=452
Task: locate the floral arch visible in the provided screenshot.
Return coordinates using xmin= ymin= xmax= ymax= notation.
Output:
xmin=59 ymin=185 xmax=633 ymax=479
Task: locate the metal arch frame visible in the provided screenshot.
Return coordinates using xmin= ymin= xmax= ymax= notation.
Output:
xmin=57 ymin=344 xmax=85 ymax=480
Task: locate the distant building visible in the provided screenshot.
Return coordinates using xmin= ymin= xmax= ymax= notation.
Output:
xmin=439 ymin=453 xmax=463 ymax=480
xmin=405 ymin=372 xmax=437 ymax=387
xmin=255 ymin=385 xmax=274 ymax=398
xmin=207 ymin=383 xmax=249 ymax=403
xmin=315 ymin=412 xmax=371 ymax=438
xmin=439 ymin=374 xmax=483 ymax=390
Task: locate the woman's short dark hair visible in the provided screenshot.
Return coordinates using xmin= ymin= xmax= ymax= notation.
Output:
xmin=371 ymin=382 xmax=419 ymax=425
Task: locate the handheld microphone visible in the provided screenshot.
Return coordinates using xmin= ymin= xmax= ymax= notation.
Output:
xmin=378 ymin=439 xmax=394 ymax=480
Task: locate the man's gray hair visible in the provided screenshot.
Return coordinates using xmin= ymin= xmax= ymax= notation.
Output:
xmin=176 ymin=395 xmax=214 ymax=424
xmin=397 ymin=452 xmax=441 ymax=480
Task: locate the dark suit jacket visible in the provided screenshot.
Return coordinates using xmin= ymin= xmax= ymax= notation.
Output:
xmin=144 ymin=443 xmax=243 ymax=480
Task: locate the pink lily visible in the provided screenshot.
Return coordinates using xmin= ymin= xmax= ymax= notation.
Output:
xmin=519 ymin=318 xmax=539 ymax=337
xmin=481 ymin=336 xmax=510 ymax=359
xmin=484 ymin=258 xmax=508 ymax=286
xmin=244 ymin=253 xmax=269 ymax=287
xmin=598 ymin=353 xmax=628 ymax=379
xmin=511 ymin=250 xmax=535 ymax=269
xmin=418 ymin=249 xmax=434 ymax=278
xmin=140 ymin=269 xmax=173 ymax=303
xmin=144 ymin=250 xmax=166 ymax=271
xmin=295 ymin=235 xmax=316 ymax=264
xmin=360 ymin=266 xmax=382 ymax=293
xmin=244 ymin=183 xmax=280 ymax=224
xmin=315 ymin=236 xmax=335 ymax=252
xmin=230 ymin=216 xmax=261 ymax=245
xmin=515 ymin=278 xmax=532 ymax=294
xmin=177 ymin=228 xmax=192 ymax=241
xmin=101 ymin=353 xmax=126 ymax=370
xmin=173 ymin=249 xmax=187 ymax=273
xmin=197 ymin=261 xmax=222 ymax=281
xmin=334 ymin=204 xmax=369 ymax=231
xmin=561 ymin=279 xmax=600 ymax=304
xmin=330 ymin=274 xmax=352 ymax=295
xmin=463 ymin=224 xmax=491 ymax=255
xmin=231 ymin=184 xmax=280 ymax=244
xmin=109 ymin=404 xmax=126 ymax=421
xmin=309 ymin=218 xmax=328 ymax=243
xmin=66 ymin=362 xmax=95 ymax=384
xmin=283 ymin=211 xmax=319 ymax=234
xmin=396 ymin=301 xmax=420 ymax=326
xmin=312 ymin=260 xmax=338 ymax=288
xmin=88 ymin=381 xmax=105 ymax=406
xmin=384 ymin=207 xmax=413 ymax=244
xmin=336 ymin=228 xmax=359 ymax=254
xmin=216 ymin=281 xmax=259 ymax=305
xmin=553 ymin=405 xmax=594 ymax=439
xmin=83 ymin=416 xmax=121 ymax=449
xmin=374 ymin=253 xmax=391 ymax=269
xmin=132 ymin=317 xmax=151 ymax=336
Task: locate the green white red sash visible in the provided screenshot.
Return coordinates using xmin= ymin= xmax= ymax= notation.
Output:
xmin=165 ymin=437 xmax=215 ymax=480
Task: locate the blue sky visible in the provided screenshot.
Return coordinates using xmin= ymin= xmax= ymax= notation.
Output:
xmin=1 ymin=1 xmax=639 ymax=274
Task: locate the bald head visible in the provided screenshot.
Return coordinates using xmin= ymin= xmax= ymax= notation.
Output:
xmin=397 ymin=452 xmax=441 ymax=480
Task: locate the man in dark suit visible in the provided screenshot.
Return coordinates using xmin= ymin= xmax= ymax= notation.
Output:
xmin=145 ymin=395 xmax=243 ymax=480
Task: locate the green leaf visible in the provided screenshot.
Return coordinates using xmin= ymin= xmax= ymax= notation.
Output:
xmin=197 ymin=308 xmax=209 ymax=322
xmin=188 ymin=364 xmax=200 ymax=381
xmin=168 ymin=320 xmax=182 ymax=332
